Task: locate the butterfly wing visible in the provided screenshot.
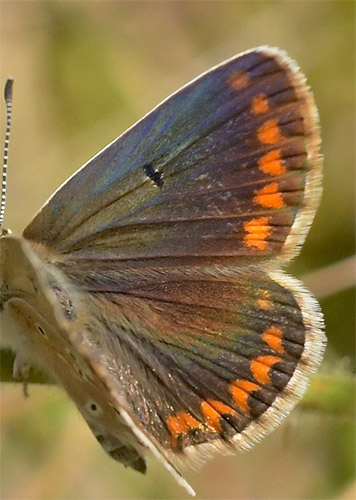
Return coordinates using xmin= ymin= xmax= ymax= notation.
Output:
xmin=57 ymin=267 xmax=324 ymax=468
xmin=23 ymin=46 xmax=321 ymax=269
xmin=13 ymin=46 xmax=324 ymax=492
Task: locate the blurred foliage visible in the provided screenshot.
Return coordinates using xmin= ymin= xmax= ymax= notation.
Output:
xmin=0 ymin=1 xmax=355 ymax=499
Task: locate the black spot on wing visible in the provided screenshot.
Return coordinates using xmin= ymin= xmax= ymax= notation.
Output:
xmin=144 ymin=163 xmax=163 ymax=188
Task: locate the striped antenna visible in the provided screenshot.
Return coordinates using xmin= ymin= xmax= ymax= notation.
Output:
xmin=0 ymin=78 xmax=14 ymax=230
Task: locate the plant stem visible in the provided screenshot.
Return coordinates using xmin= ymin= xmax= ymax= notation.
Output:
xmin=1 ymin=348 xmax=354 ymax=418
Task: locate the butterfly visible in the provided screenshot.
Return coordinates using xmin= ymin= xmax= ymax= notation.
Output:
xmin=0 ymin=46 xmax=325 ymax=495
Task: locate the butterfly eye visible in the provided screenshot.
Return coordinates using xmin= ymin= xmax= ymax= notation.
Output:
xmin=36 ymin=324 xmax=47 ymax=337
xmin=86 ymin=400 xmax=103 ymax=416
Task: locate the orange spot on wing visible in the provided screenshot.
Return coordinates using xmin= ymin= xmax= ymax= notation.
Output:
xmin=258 ymin=298 xmax=272 ymax=309
xmin=258 ymin=291 xmax=272 ymax=310
xmin=201 ymin=401 xmax=222 ymax=432
xmin=230 ymin=380 xmax=260 ymax=412
xmin=166 ymin=412 xmax=202 ymax=448
xmin=201 ymin=400 xmax=237 ymax=433
xmin=228 ymin=70 xmax=249 ymax=90
xmin=230 ymin=386 xmax=249 ymax=412
xmin=250 ymin=355 xmax=281 ymax=385
xmin=208 ymin=399 xmax=236 ymax=416
xmin=244 ymin=216 xmax=271 ymax=251
xmin=258 ymin=149 xmax=286 ymax=176
xmin=258 ymin=119 xmax=282 ymax=144
xmin=262 ymin=326 xmax=284 ymax=354
xmin=254 ymin=182 xmax=285 ymax=209
xmin=235 ymin=379 xmax=260 ymax=392
xmin=251 ymin=94 xmax=269 ymax=114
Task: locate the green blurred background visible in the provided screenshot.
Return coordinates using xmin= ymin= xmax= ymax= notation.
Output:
xmin=0 ymin=1 xmax=355 ymax=499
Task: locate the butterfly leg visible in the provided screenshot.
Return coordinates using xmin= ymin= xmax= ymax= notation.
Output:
xmin=12 ymin=352 xmax=31 ymax=380
xmin=12 ymin=353 xmax=31 ymax=397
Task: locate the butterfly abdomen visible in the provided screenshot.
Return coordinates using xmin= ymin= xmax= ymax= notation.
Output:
xmin=93 ymin=431 xmax=147 ymax=473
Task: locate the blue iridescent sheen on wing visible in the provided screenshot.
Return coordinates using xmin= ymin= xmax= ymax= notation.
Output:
xmin=24 ymin=48 xmax=314 ymax=267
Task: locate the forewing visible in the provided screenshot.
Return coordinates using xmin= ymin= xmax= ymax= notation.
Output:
xmin=23 ymin=47 xmax=321 ymax=267
xmin=69 ymin=268 xmax=324 ymax=467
